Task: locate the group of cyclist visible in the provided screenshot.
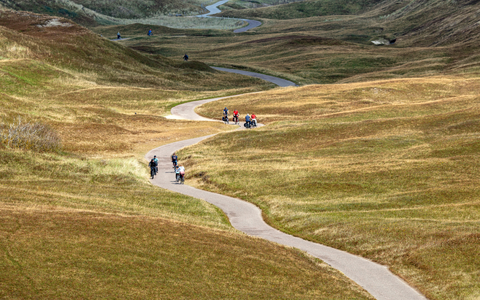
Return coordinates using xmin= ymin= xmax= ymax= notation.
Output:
xmin=171 ymin=153 xmax=186 ymax=183
xmin=148 ymin=152 xmax=185 ymax=183
xmin=149 ymin=107 xmax=257 ymax=181
xmin=223 ymin=107 xmax=257 ymax=128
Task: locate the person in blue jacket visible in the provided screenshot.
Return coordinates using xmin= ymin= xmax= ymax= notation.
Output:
xmin=153 ymin=155 xmax=159 ymax=175
xmin=245 ymin=114 xmax=251 ymax=128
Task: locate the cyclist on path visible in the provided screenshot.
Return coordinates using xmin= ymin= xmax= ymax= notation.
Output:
xmin=149 ymin=158 xmax=157 ymax=179
xmin=172 ymin=153 xmax=178 ymax=167
xmin=251 ymin=113 xmax=257 ymax=127
xmin=153 ymin=155 xmax=159 ymax=175
xmin=245 ymin=114 xmax=251 ymax=128
xmin=233 ymin=109 xmax=239 ymax=123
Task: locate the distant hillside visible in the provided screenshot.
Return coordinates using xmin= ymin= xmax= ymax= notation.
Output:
xmin=0 ymin=0 xmax=205 ymax=26
xmin=379 ymin=0 xmax=480 ymax=47
xmin=0 ymin=9 xmax=268 ymax=90
xmin=0 ymin=0 xmax=98 ymax=26
xmin=218 ymin=0 xmax=384 ymax=19
xmin=64 ymin=0 xmax=201 ymax=18
xmin=218 ymin=0 xmax=480 ymax=47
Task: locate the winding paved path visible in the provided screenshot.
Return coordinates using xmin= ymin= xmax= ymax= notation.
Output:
xmin=212 ymin=67 xmax=297 ymax=86
xmin=147 ymin=71 xmax=427 ymax=300
xmin=196 ymin=0 xmax=262 ymax=32
xmin=197 ymin=0 xmax=230 ymax=16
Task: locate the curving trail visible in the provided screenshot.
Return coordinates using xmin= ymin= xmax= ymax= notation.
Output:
xmin=197 ymin=0 xmax=230 ymax=17
xmin=196 ymin=0 xmax=262 ymax=33
xmin=211 ymin=67 xmax=297 ymax=86
xmin=146 ymin=71 xmax=427 ymax=300
xmin=233 ymin=19 xmax=262 ymax=33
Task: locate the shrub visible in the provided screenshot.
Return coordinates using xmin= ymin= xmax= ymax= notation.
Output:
xmin=0 ymin=118 xmax=61 ymax=152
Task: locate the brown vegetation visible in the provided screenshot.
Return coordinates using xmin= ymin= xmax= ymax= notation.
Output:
xmin=0 ymin=118 xmax=61 ymax=152
xmin=183 ymin=77 xmax=480 ymax=299
xmin=0 ymin=206 xmax=373 ymax=299
xmin=0 ymin=10 xmax=374 ymax=299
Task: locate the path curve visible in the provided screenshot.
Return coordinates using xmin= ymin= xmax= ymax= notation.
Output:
xmin=196 ymin=0 xmax=262 ymax=33
xmin=169 ymin=67 xmax=295 ymax=120
xmin=147 ymin=71 xmax=427 ymax=300
xmin=212 ymin=67 xmax=297 ymax=87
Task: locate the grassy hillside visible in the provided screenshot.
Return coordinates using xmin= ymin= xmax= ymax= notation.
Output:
xmin=0 ymin=10 xmax=273 ymax=153
xmin=7 ymin=0 xmax=480 ymax=48
xmin=0 ymin=0 xmax=205 ymax=23
xmin=0 ymin=146 xmax=373 ymax=299
xmin=0 ymin=0 xmax=245 ymax=29
xmin=217 ymin=0 xmax=480 ymax=47
xmin=0 ymin=0 xmax=99 ymax=26
xmin=115 ymin=0 xmax=480 ymax=86
xmin=0 ymin=206 xmax=374 ymax=299
xmin=218 ymin=0 xmax=384 ymax=19
xmin=183 ymin=77 xmax=480 ymax=300
xmin=67 ymin=0 xmax=204 ymax=18
xmin=0 ymin=10 xmax=375 ymax=299
xmin=0 ymin=10 xmax=267 ymax=90
xmin=122 ymin=30 xmax=467 ymax=85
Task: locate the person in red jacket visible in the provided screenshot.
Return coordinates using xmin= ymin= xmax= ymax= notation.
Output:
xmin=233 ymin=109 xmax=239 ymax=123
xmin=251 ymin=113 xmax=257 ymax=127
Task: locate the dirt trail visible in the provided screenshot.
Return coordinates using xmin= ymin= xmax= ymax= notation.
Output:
xmin=146 ymin=70 xmax=427 ymax=300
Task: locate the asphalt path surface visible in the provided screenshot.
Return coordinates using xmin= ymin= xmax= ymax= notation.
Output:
xmin=212 ymin=67 xmax=297 ymax=87
xmin=197 ymin=0 xmax=230 ymax=16
xmin=197 ymin=0 xmax=262 ymax=32
xmin=148 ymin=75 xmax=427 ymax=299
xmin=233 ymin=19 xmax=262 ymax=33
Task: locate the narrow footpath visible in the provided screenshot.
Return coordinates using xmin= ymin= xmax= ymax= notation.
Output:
xmin=196 ymin=0 xmax=262 ymax=33
xmin=146 ymin=70 xmax=427 ymax=300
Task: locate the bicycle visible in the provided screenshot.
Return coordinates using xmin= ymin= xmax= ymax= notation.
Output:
xmin=222 ymin=115 xmax=229 ymax=124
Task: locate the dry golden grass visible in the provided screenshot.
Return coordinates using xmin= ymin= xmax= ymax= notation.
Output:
xmin=0 ymin=12 xmax=376 ymax=299
xmin=196 ymin=76 xmax=480 ymax=122
xmin=0 ymin=61 xmax=235 ymax=156
xmin=0 ymin=206 xmax=373 ymax=299
xmin=117 ymin=0 xmax=480 ymax=88
xmin=181 ymin=76 xmax=480 ymax=300
xmin=5 ymin=3 xmax=477 ymax=298
xmin=122 ymin=29 xmax=458 ymax=85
